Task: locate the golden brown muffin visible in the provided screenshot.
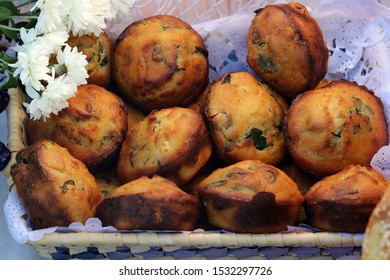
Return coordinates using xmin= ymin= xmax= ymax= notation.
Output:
xmin=67 ymin=31 xmax=112 ymax=88
xmin=113 ymin=15 xmax=209 ymax=112
xmin=27 ymin=84 xmax=128 ymax=170
xmin=363 ymin=182 xmax=390 ymax=259
xmin=10 ymin=140 xmax=101 ymax=229
xmin=203 ymin=72 xmax=288 ymax=166
xmin=197 ymin=160 xmax=304 ymax=233
xmin=247 ymin=2 xmax=328 ymax=100
xmin=304 ymin=164 xmax=390 ymax=233
xmin=284 ymin=80 xmax=388 ymax=178
xmin=117 ymin=107 xmax=212 ymax=186
xmin=96 ymin=175 xmax=200 ymax=231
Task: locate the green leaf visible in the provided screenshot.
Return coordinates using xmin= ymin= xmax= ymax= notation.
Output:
xmin=0 ymin=51 xmax=17 ymax=64
xmin=16 ymin=19 xmax=37 ymax=30
xmin=0 ymin=25 xmax=18 ymax=39
xmin=0 ymin=1 xmax=18 ymax=16
xmin=0 ymin=6 xmax=11 ymax=23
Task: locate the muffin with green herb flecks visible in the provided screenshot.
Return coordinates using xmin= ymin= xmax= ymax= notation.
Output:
xmin=247 ymin=2 xmax=328 ymax=100
xmin=67 ymin=31 xmax=112 ymax=88
xmin=113 ymin=15 xmax=209 ymax=112
xmin=117 ymin=107 xmax=212 ymax=187
xmin=197 ymin=160 xmax=304 ymax=233
xmin=284 ymin=80 xmax=388 ymax=178
xmin=27 ymin=84 xmax=128 ymax=170
xmin=96 ymin=175 xmax=200 ymax=231
xmin=10 ymin=140 xmax=101 ymax=229
xmin=203 ymin=71 xmax=288 ymax=166
xmin=305 ymin=164 xmax=390 ymax=233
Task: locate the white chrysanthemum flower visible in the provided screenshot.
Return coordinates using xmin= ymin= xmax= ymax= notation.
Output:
xmin=32 ymin=0 xmax=68 ymax=34
xmin=19 ymin=28 xmax=37 ymax=45
xmin=13 ymin=28 xmax=68 ymax=55
xmin=24 ymin=83 xmax=41 ymax=100
xmin=107 ymin=0 xmax=136 ymax=21
xmin=56 ymin=44 xmax=89 ymax=87
xmin=12 ymin=28 xmax=38 ymax=54
xmin=36 ymin=31 xmax=69 ymax=53
xmin=24 ymin=74 xmax=77 ymax=120
xmin=10 ymin=43 xmax=51 ymax=91
xmin=24 ymin=84 xmax=52 ymax=120
xmin=16 ymin=0 xmax=140 ymax=121
xmin=65 ymin=0 xmax=110 ymax=36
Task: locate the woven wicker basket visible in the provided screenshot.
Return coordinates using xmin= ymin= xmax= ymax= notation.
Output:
xmin=3 ymin=87 xmax=364 ymax=260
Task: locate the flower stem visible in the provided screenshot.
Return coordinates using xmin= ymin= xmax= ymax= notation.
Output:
xmin=11 ymin=15 xmax=39 ymax=20
xmin=0 ymin=24 xmax=20 ymax=32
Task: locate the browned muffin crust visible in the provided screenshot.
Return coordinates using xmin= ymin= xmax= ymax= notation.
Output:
xmin=284 ymin=80 xmax=388 ymax=178
xmin=96 ymin=175 xmax=200 ymax=230
xmin=197 ymin=160 xmax=304 ymax=233
xmin=10 ymin=140 xmax=101 ymax=229
xmin=117 ymin=107 xmax=212 ymax=186
xmin=203 ymin=72 xmax=288 ymax=166
xmin=113 ymin=15 xmax=209 ymax=112
xmin=304 ymin=164 xmax=390 ymax=233
xmin=27 ymin=84 xmax=128 ymax=170
xmin=67 ymin=31 xmax=112 ymax=88
xmin=247 ymin=2 xmax=328 ymax=100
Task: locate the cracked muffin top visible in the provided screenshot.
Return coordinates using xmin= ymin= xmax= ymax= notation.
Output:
xmin=284 ymin=80 xmax=388 ymax=178
xmin=203 ymin=71 xmax=288 ymax=166
xmin=113 ymin=15 xmax=209 ymax=112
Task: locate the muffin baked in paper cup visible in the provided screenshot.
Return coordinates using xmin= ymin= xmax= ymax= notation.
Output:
xmin=4 ymin=0 xmax=390 ymax=243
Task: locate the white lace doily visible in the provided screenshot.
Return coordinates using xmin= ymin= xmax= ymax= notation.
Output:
xmin=4 ymin=0 xmax=390 ymax=243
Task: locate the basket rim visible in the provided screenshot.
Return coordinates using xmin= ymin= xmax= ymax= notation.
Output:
xmin=28 ymin=230 xmax=363 ymax=248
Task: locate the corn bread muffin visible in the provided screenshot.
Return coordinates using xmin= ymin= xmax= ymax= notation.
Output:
xmin=113 ymin=15 xmax=209 ymax=112
xmin=67 ymin=31 xmax=112 ymax=88
xmin=117 ymin=107 xmax=212 ymax=186
xmin=304 ymin=164 xmax=390 ymax=233
xmin=284 ymin=80 xmax=388 ymax=178
xmin=27 ymin=84 xmax=128 ymax=170
xmin=363 ymin=181 xmax=390 ymax=259
xmin=203 ymin=72 xmax=288 ymax=166
xmin=197 ymin=160 xmax=304 ymax=233
xmin=247 ymin=2 xmax=328 ymax=100
xmin=10 ymin=140 xmax=101 ymax=229
xmin=96 ymin=175 xmax=200 ymax=230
